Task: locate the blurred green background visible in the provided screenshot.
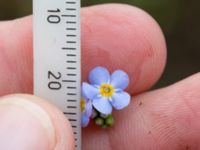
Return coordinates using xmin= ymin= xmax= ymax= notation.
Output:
xmin=0 ymin=0 xmax=199 ymax=88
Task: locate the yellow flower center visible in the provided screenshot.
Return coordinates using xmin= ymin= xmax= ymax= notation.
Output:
xmin=81 ymin=98 xmax=86 ymax=112
xmin=99 ymin=84 xmax=114 ymax=97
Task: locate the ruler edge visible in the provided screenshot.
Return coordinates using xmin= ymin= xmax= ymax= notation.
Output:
xmin=32 ymin=0 xmax=82 ymax=149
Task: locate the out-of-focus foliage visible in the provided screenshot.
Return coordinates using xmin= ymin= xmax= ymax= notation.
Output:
xmin=0 ymin=0 xmax=182 ymax=34
xmin=0 ymin=0 xmax=32 ymax=20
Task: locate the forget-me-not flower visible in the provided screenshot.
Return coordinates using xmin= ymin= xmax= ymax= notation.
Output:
xmin=81 ymin=93 xmax=92 ymax=127
xmin=82 ymin=67 xmax=131 ymax=115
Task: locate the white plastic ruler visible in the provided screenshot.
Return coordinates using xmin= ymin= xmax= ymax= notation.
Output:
xmin=33 ymin=0 xmax=81 ymax=149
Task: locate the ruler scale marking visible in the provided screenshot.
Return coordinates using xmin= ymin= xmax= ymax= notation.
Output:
xmin=33 ymin=0 xmax=81 ymax=149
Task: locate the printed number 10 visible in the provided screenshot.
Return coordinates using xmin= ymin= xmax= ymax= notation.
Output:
xmin=47 ymin=8 xmax=61 ymax=24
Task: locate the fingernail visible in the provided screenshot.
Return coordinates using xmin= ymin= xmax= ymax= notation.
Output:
xmin=0 ymin=96 xmax=55 ymax=150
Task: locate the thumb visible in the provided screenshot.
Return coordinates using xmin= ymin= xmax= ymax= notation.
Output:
xmin=0 ymin=94 xmax=74 ymax=150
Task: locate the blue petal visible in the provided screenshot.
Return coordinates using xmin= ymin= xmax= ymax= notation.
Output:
xmin=111 ymin=92 xmax=131 ymax=110
xmin=110 ymin=70 xmax=129 ymax=90
xmin=82 ymin=82 xmax=99 ymax=100
xmin=89 ymin=67 xmax=110 ymax=86
xmin=81 ymin=114 xmax=90 ymax=127
xmin=93 ymin=96 xmax=112 ymax=115
xmin=84 ymin=100 xmax=93 ymax=117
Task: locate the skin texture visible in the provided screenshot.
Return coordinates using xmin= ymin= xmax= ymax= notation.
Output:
xmin=0 ymin=4 xmax=166 ymax=96
xmin=0 ymin=4 xmax=199 ymax=150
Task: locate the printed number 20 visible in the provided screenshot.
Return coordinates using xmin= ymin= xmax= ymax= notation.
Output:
xmin=48 ymin=71 xmax=62 ymax=90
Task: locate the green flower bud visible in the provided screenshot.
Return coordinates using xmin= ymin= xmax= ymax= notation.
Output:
xmin=101 ymin=124 xmax=108 ymax=128
xmin=95 ymin=117 xmax=104 ymax=126
xmin=105 ymin=115 xmax=114 ymax=126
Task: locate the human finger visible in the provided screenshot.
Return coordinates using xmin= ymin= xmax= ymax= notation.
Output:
xmin=83 ymin=73 xmax=200 ymax=150
xmin=0 ymin=4 xmax=166 ymax=96
xmin=0 ymin=94 xmax=75 ymax=150
xmin=81 ymin=4 xmax=167 ymax=95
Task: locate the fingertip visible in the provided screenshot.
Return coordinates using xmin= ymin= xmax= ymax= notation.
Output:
xmin=0 ymin=94 xmax=75 ymax=150
xmin=0 ymin=4 xmax=167 ymax=96
xmin=125 ymin=73 xmax=200 ymax=149
xmin=81 ymin=4 xmax=167 ymax=94
xmin=17 ymin=94 xmax=75 ymax=150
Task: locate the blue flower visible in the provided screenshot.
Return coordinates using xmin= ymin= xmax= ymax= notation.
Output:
xmin=82 ymin=67 xmax=131 ymax=115
xmin=81 ymin=93 xmax=92 ymax=127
